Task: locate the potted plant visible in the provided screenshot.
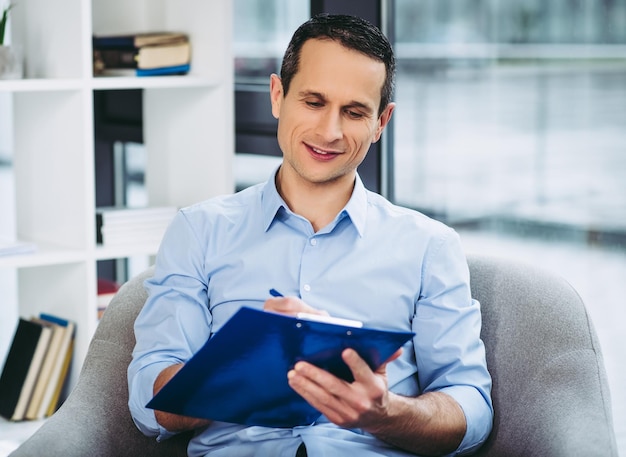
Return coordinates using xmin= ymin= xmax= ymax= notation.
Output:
xmin=0 ymin=2 xmax=22 ymax=79
xmin=0 ymin=3 xmax=14 ymax=45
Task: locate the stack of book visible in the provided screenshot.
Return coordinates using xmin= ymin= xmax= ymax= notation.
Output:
xmin=96 ymin=206 xmax=178 ymax=248
xmin=0 ymin=239 xmax=37 ymax=257
xmin=0 ymin=315 xmax=75 ymax=421
xmin=93 ymin=32 xmax=191 ymax=76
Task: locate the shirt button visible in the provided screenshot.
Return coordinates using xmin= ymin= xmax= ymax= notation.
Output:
xmin=303 ymin=284 xmax=311 ymax=292
xmin=310 ymin=238 xmax=317 ymax=246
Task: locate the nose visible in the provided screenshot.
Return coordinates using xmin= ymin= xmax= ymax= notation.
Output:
xmin=316 ymin=110 xmax=343 ymax=143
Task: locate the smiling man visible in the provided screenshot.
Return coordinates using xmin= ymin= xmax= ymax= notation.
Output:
xmin=270 ymin=36 xmax=394 ymax=232
xmin=128 ymin=14 xmax=493 ymax=457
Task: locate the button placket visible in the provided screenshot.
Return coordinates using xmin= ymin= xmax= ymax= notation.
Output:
xmin=300 ymin=236 xmax=319 ymax=297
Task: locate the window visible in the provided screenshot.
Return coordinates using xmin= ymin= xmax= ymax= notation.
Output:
xmin=234 ymin=0 xmax=309 ymax=82
xmin=393 ymin=2 xmax=626 ymax=451
xmin=393 ymin=0 xmax=626 ymax=226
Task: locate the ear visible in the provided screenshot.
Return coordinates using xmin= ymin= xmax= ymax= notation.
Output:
xmin=372 ymin=102 xmax=395 ymax=143
xmin=269 ymin=74 xmax=283 ymax=120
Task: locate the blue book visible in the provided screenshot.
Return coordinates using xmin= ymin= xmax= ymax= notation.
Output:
xmin=136 ymin=63 xmax=190 ymax=77
xmin=147 ymin=306 xmax=414 ymax=428
xmin=39 ymin=313 xmax=69 ymax=327
xmin=93 ymin=35 xmax=136 ymax=49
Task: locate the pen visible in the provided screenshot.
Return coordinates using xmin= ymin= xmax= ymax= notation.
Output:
xmin=269 ymin=288 xmax=284 ymax=297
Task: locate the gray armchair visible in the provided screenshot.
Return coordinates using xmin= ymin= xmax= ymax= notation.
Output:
xmin=11 ymin=255 xmax=618 ymax=456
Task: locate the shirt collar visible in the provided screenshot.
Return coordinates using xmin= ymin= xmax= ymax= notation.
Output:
xmin=261 ymin=167 xmax=368 ymax=237
xmin=342 ymin=175 xmax=367 ymax=237
xmin=261 ymin=168 xmax=286 ymax=232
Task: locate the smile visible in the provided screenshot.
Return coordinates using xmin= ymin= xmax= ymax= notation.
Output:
xmin=307 ymin=144 xmax=341 ymax=160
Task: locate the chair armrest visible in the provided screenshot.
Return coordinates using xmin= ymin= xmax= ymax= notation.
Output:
xmin=480 ymin=348 xmax=617 ymax=456
xmin=469 ymin=255 xmax=618 ymax=457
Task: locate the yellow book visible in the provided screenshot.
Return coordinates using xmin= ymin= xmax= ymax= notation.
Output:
xmin=45 ymin=336 xmax=75 ymax=417
xmin=24 ymin=320 xmax=65 ymax=420
xmin=137 ymin=41 xmax=191 ymax=70
xmin=33 ymin=318 xmax=75 ymax=419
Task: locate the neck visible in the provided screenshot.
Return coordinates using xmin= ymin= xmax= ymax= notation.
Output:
xmin=276 ymin=167 xmax=355 ymax=232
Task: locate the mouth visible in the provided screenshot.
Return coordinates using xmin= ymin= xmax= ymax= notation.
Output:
xmin=306 ymin=143 xmax=340 ymax=161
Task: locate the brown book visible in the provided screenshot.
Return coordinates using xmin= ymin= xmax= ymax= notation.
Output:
xmin=134 ymin=32 xmax=188 ymax=47
xmin=94 ymin=48 xmax=138 ymax=69
xmin=93 ymin=31 xmax=188 ymax=49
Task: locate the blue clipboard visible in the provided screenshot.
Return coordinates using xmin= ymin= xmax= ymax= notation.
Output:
xmin=146 ymin=306 xmax=414 ymax=428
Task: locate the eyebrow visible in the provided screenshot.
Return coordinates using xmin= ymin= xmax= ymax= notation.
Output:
xmin=299 ymin=90 xmax=375 ymax=116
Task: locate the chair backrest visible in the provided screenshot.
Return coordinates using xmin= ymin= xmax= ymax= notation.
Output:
xmin=12 ymin=255 xmax=618 ymax=457
xmin=468 ymin=254 xmax=618 ymax=457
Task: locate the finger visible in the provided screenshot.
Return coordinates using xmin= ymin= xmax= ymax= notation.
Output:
xmin=290 ymin=361 xmax=347 ymax=392
xmin=376 ymin=348 xmax=403 ymax=373
xmin=289 ymin=361 xmax=354 ymax=406
xmin=342 ymin=347 xmax=402 ymax=383
xmin=341 ymin=348 xmax=373 ymax=383
xmin=288 ymin=363 xmax=355 ymax=421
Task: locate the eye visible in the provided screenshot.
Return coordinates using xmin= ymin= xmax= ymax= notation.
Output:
xmin=346 ymin=109 xmax=364 ymax=119
xmin=305 ymin=100 xmax=323 ymax=108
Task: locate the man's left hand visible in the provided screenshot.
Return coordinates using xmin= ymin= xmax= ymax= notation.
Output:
xmin=287 ymin=347 xmax=402 ymax=430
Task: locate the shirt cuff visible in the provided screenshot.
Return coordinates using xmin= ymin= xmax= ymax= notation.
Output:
xmin=128 ymin=361 xmax=179 ymax=442
xmin=439 ymin=385 xmax=493 ymax=455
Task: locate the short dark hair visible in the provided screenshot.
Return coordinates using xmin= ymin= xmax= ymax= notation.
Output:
xmin=280 ymin=13 xmax=395 ymax=116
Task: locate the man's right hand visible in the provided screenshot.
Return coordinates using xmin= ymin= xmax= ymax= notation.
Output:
xmin=263 ymin=294 xmax=329 ymax=317
xmin=153 ymin=363 xmax=212 ymax=432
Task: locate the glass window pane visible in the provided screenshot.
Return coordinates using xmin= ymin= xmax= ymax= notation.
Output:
xmin=234 ymin=0 xmax=309 ymax=82
xmin=393 ymin=2 xmax=626 ymax=453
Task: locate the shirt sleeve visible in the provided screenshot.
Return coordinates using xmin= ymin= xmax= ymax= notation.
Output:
xmin=413 ymin=228 xmax=493 ymax=455
xmin=127 ymin=210 xmax=213 ymax=441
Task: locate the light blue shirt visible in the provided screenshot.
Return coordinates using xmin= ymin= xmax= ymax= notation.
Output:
xmin=128 ymin=171 xmax=493 ymax=457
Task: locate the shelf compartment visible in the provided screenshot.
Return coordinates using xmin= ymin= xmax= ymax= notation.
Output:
xmin=91 ymin=0 xmax=231 ymax=81
xmin=13 ymin=91 xmax=93 ymax=251
xmin=12 ymin=0 xmax=86 ymax=80
xmin=145 ymin=86 xmax=234 ymax=208
xmin=17 ymin=262 xmax=98 ymax=391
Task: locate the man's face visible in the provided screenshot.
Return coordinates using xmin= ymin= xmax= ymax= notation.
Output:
xmin=270 ymin=38 xmax=394 ymax=188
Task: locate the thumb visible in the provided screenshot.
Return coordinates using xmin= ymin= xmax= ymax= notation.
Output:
xmin=375 ymin=348 xmax=403 ymax=375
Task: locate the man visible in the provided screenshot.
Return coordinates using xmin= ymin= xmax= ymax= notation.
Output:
xmin=128 ymin=14 xmax=493 ymax=457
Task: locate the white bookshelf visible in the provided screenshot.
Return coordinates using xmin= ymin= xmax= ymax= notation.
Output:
xmin=0 ymin=0 xmax=234 ymax=436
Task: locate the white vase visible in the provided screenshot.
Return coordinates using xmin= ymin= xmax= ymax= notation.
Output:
xmin=0 ymin=45 xmax=23 ymax=79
